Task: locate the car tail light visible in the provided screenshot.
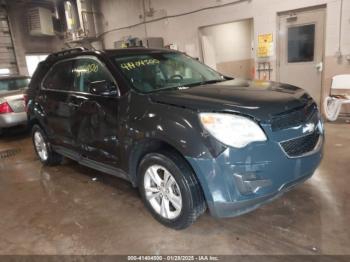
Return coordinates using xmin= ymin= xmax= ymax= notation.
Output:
xmin=0 ymin=101 xmax=13 ymax=114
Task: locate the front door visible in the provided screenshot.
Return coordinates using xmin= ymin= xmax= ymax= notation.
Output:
xmin=278 ymin=7 xmax=325 ymax=105
xmin=71 ymin=57 xmax=120 ymax=167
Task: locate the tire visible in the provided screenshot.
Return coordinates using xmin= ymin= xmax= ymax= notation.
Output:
xmin=138 ymin=150 xmax=206 ymax=230
xmin=32 ymin=125 xmax=63 ymax=166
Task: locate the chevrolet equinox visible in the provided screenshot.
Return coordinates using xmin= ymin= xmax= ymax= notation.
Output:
xmin=27 ymin=47 xmax=324 ymax=229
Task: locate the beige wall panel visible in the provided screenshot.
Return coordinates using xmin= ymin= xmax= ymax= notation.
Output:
xmin=216 ymin=59 xmax=254 ymax=79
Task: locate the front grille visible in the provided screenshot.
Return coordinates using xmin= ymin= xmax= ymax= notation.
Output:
xmin=280 ymin=131 xmax=320 ymax=157
xmin=271 ymin=103 xmax=317 ymax=131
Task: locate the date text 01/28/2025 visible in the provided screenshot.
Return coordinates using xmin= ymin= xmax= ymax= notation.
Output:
xmin=127 ymin=255 xmax=220 ymax=261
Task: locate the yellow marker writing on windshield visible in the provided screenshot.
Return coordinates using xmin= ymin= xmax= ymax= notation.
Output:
xmin=121 ymin=59 xmax=160 ymax=71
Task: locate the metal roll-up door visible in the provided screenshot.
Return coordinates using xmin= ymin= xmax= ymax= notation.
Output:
xmin=0 ymin=5 xmax=18 ymax=75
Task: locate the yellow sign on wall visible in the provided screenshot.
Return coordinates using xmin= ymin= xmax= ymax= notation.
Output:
xmin=258 ymin=33 xmax=274 ymax=57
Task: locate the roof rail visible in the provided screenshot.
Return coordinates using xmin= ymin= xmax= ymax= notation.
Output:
xmin=46 ymin=47 xmax=89 ymax=61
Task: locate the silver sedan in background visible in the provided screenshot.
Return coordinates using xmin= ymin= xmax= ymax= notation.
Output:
xmin=0 ymin=75 xmax=30 ymax=134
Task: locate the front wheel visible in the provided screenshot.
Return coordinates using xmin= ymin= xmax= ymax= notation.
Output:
xmin=138 ymin=150 xmax=206 ymax=230
xmin=32 ymin=125 xmax=63 ymax=166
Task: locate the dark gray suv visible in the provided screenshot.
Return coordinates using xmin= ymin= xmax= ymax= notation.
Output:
xmin=27 ymin=47 xmax=324 ymax=229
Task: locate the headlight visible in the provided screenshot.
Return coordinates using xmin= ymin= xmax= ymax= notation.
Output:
xmin=199 ymin=113 xmax=267 ymax=148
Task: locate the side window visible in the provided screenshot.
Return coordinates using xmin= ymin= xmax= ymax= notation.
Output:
xmin=72 ymin=58 xmax=115 ymax=93
xmin=43 ymin=61 xmax=74 ymax=91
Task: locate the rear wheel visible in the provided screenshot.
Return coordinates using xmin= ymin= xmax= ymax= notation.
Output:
xmin=32 ymin=125 xmax=62 ymax=166
xmin=138 ymin=150 xmax=206 ymax=230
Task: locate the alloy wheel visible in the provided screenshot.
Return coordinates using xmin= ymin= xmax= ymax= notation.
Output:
xmin=34 ymin=131 xmax=48 ymax=161
xmin=144 ymin=164 xmax=182 ymax=220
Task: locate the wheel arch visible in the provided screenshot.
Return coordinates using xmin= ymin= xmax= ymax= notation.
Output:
xmin=28 ymin=118 xmax=47 ymax=135
xmin=128 ymin=138 xmax=200 ymax=190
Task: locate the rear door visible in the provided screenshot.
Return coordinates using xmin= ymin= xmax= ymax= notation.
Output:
xmin=41 ymin=60 xmax=76 ymax=150
xmin=71 ymin=56 xmax=120 ymax=166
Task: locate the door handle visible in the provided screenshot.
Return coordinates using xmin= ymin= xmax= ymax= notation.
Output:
xmin=315 ymin=62 xmax=323 ymax=72
xmin=68 ymin=94 xmax=87 ymax=107
xmin=37 ymin=94 xmax=46 ymax=101
xmin=68 ymin=102 xmax=79 ymax=108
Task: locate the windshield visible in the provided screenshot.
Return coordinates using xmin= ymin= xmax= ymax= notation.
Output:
xmin=113 ymin=52 xmax=225 ymax=93
xmin=0 ymin=77 xmax=30 ymax=92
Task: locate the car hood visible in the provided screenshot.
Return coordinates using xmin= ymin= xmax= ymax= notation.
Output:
xmin=149 ymin=79 xmax=313 ymax=122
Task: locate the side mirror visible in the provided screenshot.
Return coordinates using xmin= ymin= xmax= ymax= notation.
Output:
xmin=89 ymin=80 xmax=118 ymax=96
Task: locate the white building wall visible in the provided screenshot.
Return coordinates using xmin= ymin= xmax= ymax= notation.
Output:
xmin=97 ymin=0 xmax=145 ymax=49
xmin=98 ymin=0 xmax=350 ymax=110
xmin=199 ymin=19 xmax=254 ymax=78
xmin=99 ymin=0 xmax=350 ymax=60
xmin=200 ymin=20 xmax=253 ymax=63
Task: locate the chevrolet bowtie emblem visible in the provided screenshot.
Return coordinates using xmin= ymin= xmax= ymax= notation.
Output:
xmin=303 ymin=123 xmax=315 ymax=134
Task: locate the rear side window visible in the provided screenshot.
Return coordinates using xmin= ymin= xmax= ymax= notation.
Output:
xmin=43 ymin=61 xmax=74 ymax=91
xmin=72 ymin=58 xmax=115 ymax=93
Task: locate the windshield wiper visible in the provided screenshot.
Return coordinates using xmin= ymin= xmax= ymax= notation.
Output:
xmin=186 ymin=79 xmax=226 ymax=87
xmin=146 ymin=79 xmax=229 ymax=93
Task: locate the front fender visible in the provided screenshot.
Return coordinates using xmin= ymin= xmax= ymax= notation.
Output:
xmin=119 ymin=94 xmax=227 ymax=185
xmin=128 ymin=102 xmax=225 ymax=160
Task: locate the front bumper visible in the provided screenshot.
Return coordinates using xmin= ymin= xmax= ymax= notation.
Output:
xmin=0 ymin=112 xmax=27 ymax=128
xmin=186 ymin=117 xmax=324 ymax=218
